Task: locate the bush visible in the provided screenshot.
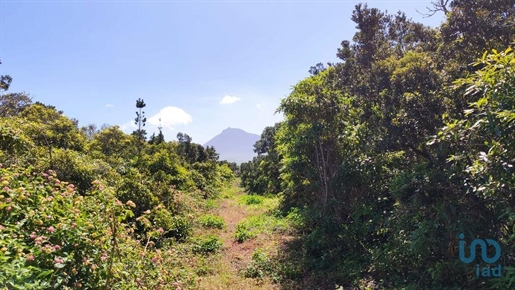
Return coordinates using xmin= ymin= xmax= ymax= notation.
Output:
xmin=0 ymin=165 xmax=133 ymax=289
xmin=199 ymin=214 xmax=225 ymax=229
xmin=244 ymin=249 xmax=275 ymax=279
xmin=234 ymin=223 xmax=256 ymax=243
xmin=242 ymin=194 xmax=264 ymax=205
xmin=192 ymin=236 xmax=223 ymax=255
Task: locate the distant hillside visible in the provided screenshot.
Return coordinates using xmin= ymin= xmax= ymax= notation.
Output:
xmin=204 ymin=128 xmax=260 ymax=164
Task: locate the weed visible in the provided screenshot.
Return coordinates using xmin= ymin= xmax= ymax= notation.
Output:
xmin=244 ymin=249 xmax=274 ymax=278
xmin=199 ymin=214 xmax=225 ymax=229
xmin=192 ymin=235 xmax=223 ymax=255
xmin=234 ymin=223 xmax=256 ymax=243
xmin=244 ymin=194 xmax=264 ymax=205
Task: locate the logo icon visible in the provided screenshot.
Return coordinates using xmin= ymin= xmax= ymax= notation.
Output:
xmin=458 ymin=233 xmax=502 ymax=277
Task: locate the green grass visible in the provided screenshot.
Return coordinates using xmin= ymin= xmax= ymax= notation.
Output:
xmin=221 ymin=178 xmax=243 ymax=198
xmin=242 ymin=194 xmax=265 ymax=205
xmin=234 ymin=214 xmax=290 ymax=243
xmin=238 ymin=194 xmax=280 ymax=209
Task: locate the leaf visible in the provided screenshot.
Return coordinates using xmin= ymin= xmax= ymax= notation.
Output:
xmin=54 ymin=263 xmax=65 ymax=269
xmin=36 ymin=269 xmax=54 ymax=278
xmin=469 ymin=119 xmax=483 ymax=130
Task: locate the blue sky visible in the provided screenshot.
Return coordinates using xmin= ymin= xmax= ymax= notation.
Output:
xmin=0 ymin=0 xmax=444 ymax=144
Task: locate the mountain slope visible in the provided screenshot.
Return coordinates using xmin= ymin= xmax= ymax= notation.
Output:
xmin=204 ymin=128 xmax=259 ymax=164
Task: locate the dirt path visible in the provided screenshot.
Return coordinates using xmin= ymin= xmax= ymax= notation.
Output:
xmin=199 ymin=185 xmax=282 ymax=290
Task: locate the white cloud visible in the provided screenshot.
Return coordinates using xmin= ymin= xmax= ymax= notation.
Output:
xmin=220 ymin=95 xmax=241 ymax=105
xmin=256 ymin=102 xmax=266 ymax=110
xmin=120 ymin=120 xmax=137 ymax=131
xmin=106 ymin=104 xmax=114 ymax=108
xmin=148 ymin=106 xmax=192 ymax=130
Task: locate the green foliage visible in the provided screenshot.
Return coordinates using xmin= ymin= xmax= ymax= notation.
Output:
xmin=116 ymin=168 xmax=159 ymax=218
xmin=50 ymin=149 xmax=117 ymax=194
xmin=242 ymin=194 xmax=264 ymax=205
xmin=2 ymin=2 xmax=514 ymax=288
xmin=20 ymin=103 xmax=86 ymax=152
xmin=87 ymin=125 xmax=137 ymax=164
xmin=0 ymin=166 xmax=133 ymax=289
xmin=240 ymin=123 xmax=283 ymax=195
xmin=0 ymin=92 xmax=32 ymax=117
xmin=234 ymin=223 xmax=256 ymax=243
xmin=192 ymin=236 xmax=223 ymax=255
xmin=244 ymin=249 xmax=276 ymax=280
xmin=257 ymin=3 xmax=515 ymax=289
xmin=0 ymin=118 xmax=34 ymax=166
xmin=234 ymin=214 xmax=288 ymax=244
xmin=198 ymin=214 xmax=225 ymax=229
xmin=0 ymin=77 xmax=240 ymax=289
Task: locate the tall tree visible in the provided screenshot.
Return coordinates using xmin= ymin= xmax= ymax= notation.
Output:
xmin=0 ymin=60 xmax=12 ymax=92
xmin=133 ymin=98 xmax=147 ymax=141
xmin=0 ymin=92 xmax=32 ymax=117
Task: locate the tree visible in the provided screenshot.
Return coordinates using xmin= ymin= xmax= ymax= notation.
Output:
xmin=80 ymin=123 xmax=98 ymax=139
xmin=133 ymin=98 xmax=147 ymax=141
xmin=0 ymin=60 xmax=12 ymax=92
xmin=0 ymin=92 xmax=32 ymax=117
xmin=88 ymin=125 xmax=137 ymax=163
xmin=241 ymin=123 xmax=283 ymax=195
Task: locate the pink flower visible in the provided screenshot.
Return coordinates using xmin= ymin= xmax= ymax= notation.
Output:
xmin=157 ymin=227 xmax=164 ymax=234
xmin=5 ymin=198 xmax=11 ymax=203
xmin=35 ymin=236 xmax=45 ymax=245
xmin=101 ymin=251 xmax=108 ymax=261
xmin=47 ymin=226 xmax=55 ymax=233
xmin=0 ymin=225 xmax=4 ymax=231
xmin=53 ymin=245 xmax=61 ymax=250
xmin=54 ymin=257 xmax=63 ymax=264
xmin=30 ymin=232 xmax=37 ymax=239
xmin=42 ymin=173 xmax=48 ymax=178
xmin=27 ymin=255 xmax=34 ymax=261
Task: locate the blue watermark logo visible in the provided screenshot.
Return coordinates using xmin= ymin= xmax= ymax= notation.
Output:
xmin=458 ymin=233 xmax=502 ymax=277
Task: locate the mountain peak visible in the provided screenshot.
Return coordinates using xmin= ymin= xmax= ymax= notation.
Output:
xmin=204 ymin=128 xmax=259 ymax=164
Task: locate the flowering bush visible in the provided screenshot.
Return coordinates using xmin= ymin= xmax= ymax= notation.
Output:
xmin=0 ymin=165 xmax=133 ymax=288
xmin=0 ymin=164 xmax=205 ymax=289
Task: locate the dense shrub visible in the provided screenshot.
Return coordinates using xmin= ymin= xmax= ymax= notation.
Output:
xmin=0 ymin=165 xmax=133 ymax=289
